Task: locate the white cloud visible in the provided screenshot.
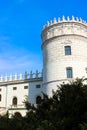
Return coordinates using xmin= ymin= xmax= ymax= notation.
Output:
xmin=0 ymin=35 xmax=42 ymax=76
xmin=0 ymin=49 xmax=42 ymax=75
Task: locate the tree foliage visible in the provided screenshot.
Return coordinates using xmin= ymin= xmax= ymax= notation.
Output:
xmin=0 ymin=78 xmax=87 ymax=129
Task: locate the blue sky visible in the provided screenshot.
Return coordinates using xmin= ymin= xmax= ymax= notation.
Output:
xmin=0 ymin=0 xmax=87 ymax=75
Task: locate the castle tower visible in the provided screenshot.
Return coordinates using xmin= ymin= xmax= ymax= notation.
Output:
xmin=41 ymin=16 xmax=87 ymax=97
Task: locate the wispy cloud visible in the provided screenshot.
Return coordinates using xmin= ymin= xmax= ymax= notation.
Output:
xmin=0 ymin=35 xmax=42 ymax=75
xmin=0 ymin=48 xmax=42 ymax=75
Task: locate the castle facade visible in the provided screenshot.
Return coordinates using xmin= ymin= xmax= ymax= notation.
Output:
xmin=0 ymin=16 xmax=87 ymax=117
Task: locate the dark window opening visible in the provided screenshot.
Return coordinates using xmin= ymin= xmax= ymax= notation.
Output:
xmin=66 ymin=67 xmax=73 ymax=78
xmin=13 ymin=87 xmax=17 ymax=90
xmin=36 ymin=85 xmax=41 ymax=88
xmin=36 ymin=96 xmax=42 ymax=104
xmin=14 ymin=112 xmax=22 ymax=118
xmin=12 ymin=97 xmax=17 ymax=105
xmin=0 ymin=94 xmax=2 ymax=101
xmin=65 ymin=46 xmax=71 ymax=55
xmin=24 ymin=86 xmax=28 ymax=89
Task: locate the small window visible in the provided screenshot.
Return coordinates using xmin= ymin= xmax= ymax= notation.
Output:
xmin=36 ymin=96 xmax=42 ymax=104
xmin=65 ymin=46 xmax=71 ymax=55
xmin=0 ymin=89 xmax=1 ymax=91
xmin=85 ymin=67 xmax=87 ymax=73
xmin=36 ymin=85 xmax=41 ymax=88
xmin=12 ymin=97 xmax=17 ymax=105
xmin=13 ymin=87 xmax=17 ymax=90
xmin=66 ymin=67 xmax=73 ymax=78
xmin=24 ymin=86 xmax=28 ymax=89
xmin=0 ymin=94 xmax=2 ymax=101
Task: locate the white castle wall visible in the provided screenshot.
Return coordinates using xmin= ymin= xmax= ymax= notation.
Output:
xmin=0 ymin=16 xmax=87 ymax=116
xmin=41 ymin=16 xmax=87 ymax=96
xmin=29 ymin=81 xmax=42 ymax=104
xmin=0 ymin=71 xmax=43 ymax=116
xmin=6 ymin=83 xmax=28 ymax=107
xmin=0 ymin=86 xmax=7 ymax=108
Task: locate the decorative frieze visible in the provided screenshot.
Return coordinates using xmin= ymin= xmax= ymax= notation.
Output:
xmin=42 ymin=16 xmax=87 ymax=43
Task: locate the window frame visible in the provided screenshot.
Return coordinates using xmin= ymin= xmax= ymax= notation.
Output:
xmin=0 ymin=94 xmax=2 ymax=102
xmin=66 ymin=67 xmax=73 ymax=78
xmin=36 ymin=96 xmax=42 ymax=104
xmin=12 ymin=97 xmax=17 ymax=105
xmin=13 ymin=87 xmax=17 ymax=90
xmin=65 ymin=46 xmax=71 ymax=55
xmin=24 ymin=86 xmax=28 ymax=89
xmin=36 ymin=84 xmax=41 ymax=88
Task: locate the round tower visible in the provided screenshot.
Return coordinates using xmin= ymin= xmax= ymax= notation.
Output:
xmin=41 ymin=16 xmax=87 ymax=97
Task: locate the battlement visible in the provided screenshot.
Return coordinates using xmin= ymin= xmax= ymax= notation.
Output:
xmin=42 ymin=16 xmax=87 ymax=30
xmin=0 ymin=70 xmax=43 ymax=82
xmin=41 ymin=16 xmax=87 ymax=44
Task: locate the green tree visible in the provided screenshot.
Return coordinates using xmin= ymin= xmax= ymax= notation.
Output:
xmin=0 ymin=78 xmax=87 ymax=130
xmin=35 ymin=78 xmax=87 ymax=130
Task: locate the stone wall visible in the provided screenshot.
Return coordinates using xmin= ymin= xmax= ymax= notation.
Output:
xmin=42 ymin=16 xmax=87 ymax=96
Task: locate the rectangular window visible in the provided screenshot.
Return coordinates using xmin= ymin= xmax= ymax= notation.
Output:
xmin=13 ymin=87 xmax=17 ymax=90
xmin=0 ymin=95 xmax=1 ymax=101
xmin=24 ymin=86 xmax=28 ymax=89
xmin=0 ymin=89 xmax=1 ymax=91
xmin=66 ymin=67 xmax=73 ymax=78
xmin=36 ymin=85 xmax=41 ymax=88
xmin=65 ymin=46 xmax=71 ymax=55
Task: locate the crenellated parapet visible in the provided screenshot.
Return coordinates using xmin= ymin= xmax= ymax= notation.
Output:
xmin=41 ymin=16 xmax=87 ymax=44
xmin=42 ymin=16 xmax=87 ymax=29
xmin=0 ymin=70 xmax=43 ymax=82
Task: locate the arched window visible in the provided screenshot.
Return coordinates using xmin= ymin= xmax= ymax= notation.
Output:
xmin=12 ymin=97 xmax=17 ymax=105
xmin=65 ymin=46 xmax=71 ymax=55
xmin=0 ymin=94 xmax=1 ymax=101
xmin=14 ymin=112 xmax=22 ymax=118
xmin=36 ymin=96 xmax=42 ymax=104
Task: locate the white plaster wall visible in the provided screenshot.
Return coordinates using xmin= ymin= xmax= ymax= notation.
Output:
xmin=43 ymin=36 xmax=87 ymax=82
xmin=0 ymin=79 xmax=43 ymax=116
xmin=8 ymin=109 xmax=28 ymax=117
xmin=6 ymin=83 xmax=29 ymax=108
xmin=29 ymin=81 xmax=42 ymax=104
xmin=0 ymin=86 xmax=7 ymax=107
